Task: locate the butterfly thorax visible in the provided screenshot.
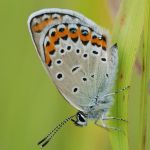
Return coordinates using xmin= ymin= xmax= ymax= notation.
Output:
xmin=82 ymin=94 xmax=114 ymax=118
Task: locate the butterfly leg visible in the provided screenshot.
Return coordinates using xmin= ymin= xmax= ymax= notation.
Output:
xmin=102 ymin=116 xmax=128 ymax=122
xmin=94 ymin=112 xmax=126 ymax=133
xmin=95 ymin=118 xmax=122 ymax=132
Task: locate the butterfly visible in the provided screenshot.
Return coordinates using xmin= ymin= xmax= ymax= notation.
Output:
xmin=28 ymin=8 xmax=128 ymax=148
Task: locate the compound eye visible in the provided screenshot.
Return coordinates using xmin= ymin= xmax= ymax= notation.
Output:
xmin=73 ymin=112 xmax=87 ymax=127
xmin=78 ymin=113 xmax=86 ymax=122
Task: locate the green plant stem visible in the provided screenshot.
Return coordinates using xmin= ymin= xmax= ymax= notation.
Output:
xmin=109 ymin=0 xmax=146 ymax=150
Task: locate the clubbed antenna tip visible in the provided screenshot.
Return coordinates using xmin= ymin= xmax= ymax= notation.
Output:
xmin=37 ymin=114 xmax=76 ymax=148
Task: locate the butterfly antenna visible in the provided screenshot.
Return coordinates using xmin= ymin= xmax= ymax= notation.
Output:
xmin=103 ymin=85 xmax=130 ymax=98
xmin=37 ymin=114 xmax=76 ymax=148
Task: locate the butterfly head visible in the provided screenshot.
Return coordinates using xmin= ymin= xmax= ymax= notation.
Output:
xmin=71 ymin=111 xmax=88 ymax=127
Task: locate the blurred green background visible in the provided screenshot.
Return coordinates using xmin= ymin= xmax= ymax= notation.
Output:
xmin=0 ymin=0 xmax=115 ymax=150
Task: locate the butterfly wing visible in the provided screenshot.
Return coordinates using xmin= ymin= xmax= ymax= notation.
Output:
xmin=28 ymin=8 xmax=117 ymax=112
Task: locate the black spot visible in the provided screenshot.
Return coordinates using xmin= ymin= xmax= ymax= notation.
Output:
xmin=92 ymin=35 xmax=97 ymax=39
xmin=46 ymin=41 xmax=50 ymax=47
xmin=82 ymin=77 xmax=87 ymax=81
xmin=73 ymin=88 xmax=78 ymax=93
xmin=76 ymin=49 xmax=80 ymax=54
xmin=70 ymin=28 xmax=77 ymax=33
xmin=51 ymin=31 xmax=55 ymax=37
xmin=35 ymin=22 xmax=39 ymax=26
xmin=59 ymin=28 xmax=65 ymax=32
xmin=81 ymin=30 xmax=88 ymax=36
xmin=82 ymin=40 xmax=89 ymax=45
xmin=92 ymin=42 xmax=101 ymax=47
xmin=77 ymin=24 xmax=81 ymax=27
xmin=49 ymin=50 xmax=55 ymax=55
xmin=92 ymin=51 xmax=98 ymax=55
xmin=83 ymin=53 xmax=88 ymax=58
xmin=52 ymin=14 xmax=59 ymax=20
xmin=54 ymin=39 xmax=59 ymax=45
xmin=91 ymin=74 xmax=94 ymax=78
xmin=92 ymin=43 xmax=96 ymax=46
xmin=102 ymin=46 xmax=106 ymax=51
xmin=67 ymin=46 xmax=71 ymax=50
xmin=71 ymin=37 xmax=78 ymax=43
xmin=101 ymin=58 xmax=106 ymax=61
xmin=61 ymin=35 xmax=68 ymax=40
xmin=44 ymin=17 xmax=49 ymax=21
xmin=106 ymin=74 xmax=109 ymax=77
xmin=57 ymin=73 xmax=63 ymax=79
xmin=72 ymin=66 xmax=80 ymax=72
xmin=53 ymin=24 xmax=58 ymax=29
xmin=53 ymin=16 xmax=58 ymax=19
xmin=48 ymin=60 xmax=52 ymax=67
xmin=56 ymin=60 xmax=62 ymax=64
xmin=63 ymin=23 xmax=68 ymax=26
xmin=90 ymin=106 xmax=94 ymax=109
xmin=60 ymin=49 xmax=65 ymax=53
xmin=102 ymin=35 xmax=106 ymax=42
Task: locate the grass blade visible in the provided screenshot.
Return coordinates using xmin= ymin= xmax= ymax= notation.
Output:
xmin=109 ymin=0 xmax=145 ymax=150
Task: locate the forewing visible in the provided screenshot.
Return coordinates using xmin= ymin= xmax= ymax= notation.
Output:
xmin=28 ymin=8 xmax=113 ymax=111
